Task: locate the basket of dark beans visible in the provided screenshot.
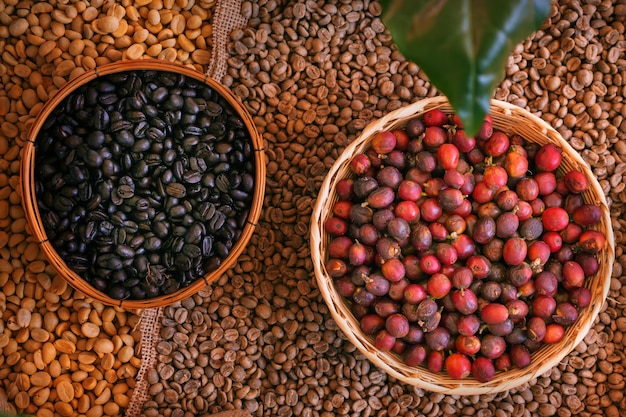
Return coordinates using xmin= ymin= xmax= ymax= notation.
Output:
xmin=311 ymin=96 xmax=614 ymax=394
xmin=21 ymin=60 xmax=265 ymax=309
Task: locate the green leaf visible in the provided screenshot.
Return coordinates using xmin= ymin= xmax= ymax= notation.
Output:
xmin=380 ymin=0 xmax=551 ymax=136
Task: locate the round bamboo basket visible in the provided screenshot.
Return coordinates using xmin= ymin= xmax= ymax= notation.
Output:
xmin=21 ymin=59 xmax=266 ymax=310
xmin=310 ymin=96 xmax=615 ymax=395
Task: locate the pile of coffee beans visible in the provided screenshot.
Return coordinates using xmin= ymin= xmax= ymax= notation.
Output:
xmin=1 ymin=0 xmax=625 ymax=416
xmin=34 ymin=69 xmax=256 ymax=300
xmin=324 ymin=109 xmax=607 ymax=382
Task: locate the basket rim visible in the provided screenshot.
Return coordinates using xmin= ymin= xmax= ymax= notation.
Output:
xmin=20 ymin=59 xmax=266 ymax=310
xmin=310 ymin=96 xmax=615 ymax=395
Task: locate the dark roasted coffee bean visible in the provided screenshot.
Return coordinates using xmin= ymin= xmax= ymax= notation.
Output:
xmin=42 ymin=211 xmax=61 ymax=231
xmin=215 ymin=173 xmax=230 ymax=193
xmin=159 ymin=170 xmax=173 ymax=185
xmin=207 ymin=211 xmax=226 ymax=232
xmin=107 ymin=285 xmax=129 ymax=300
xmin=135 ymin=198 xmax=150 ymax=211
xmin=163 ymin=252 xmax=174 ymax=268
xmin=213 ymin=162 xmax=230 ymax=174
xmin=113 ymin=228 xmax=127 ymax=245
xmin=152 ymin=221 xmax=169 ymax=239
xmin=144 ymin=236 xmax=162 ymax=251
xmin=230 ymin=189 xmax=249 ymax=201
xmin=109 ymin=212 xmax=126 ymax=227
xmin=150 ymin=117 xmax=167 ymax=131
xmin=131 ymin=160 xmax=149 ymax=178
xmin=214 ymin=241 xmax=229 ymax=258
xmin=144 ymin=105 xmax=158 ymax=118
xmin=97 ymin=80 xmax=117 ymax=93
xmin=69 ymin=165 xmax=87 ymax=183
xmin=183 ymin=136 xmax=199 ymax=150
xmin=67 ymin=255 xmax=89 ymax=272
xmin=115 ymin=130 xmax=134 ymax=147
xmin=101 ymin=160 xmax=119 ymax=177
xmin=129 ymin=286 xmax=146 ymax=300
xmin=87 ymin=130 xmax=106 ymax=148
xmin=183 ymin=97 xmax=200 ymax=114
xmin=93 ymin=106 xmax=110 ymax=130
xmin=215 ymin=142 xmax=233 ymax=154
xmin=111 ymin=192 xmax=123 ymax=206
xmin=146 ymin=127 xmax=165 ymax=141
xmin=85 ymin=149 xmax=104 ymax=168
xmin=61 ymin=186 xmax=79 ymax=198
xmin=106 ymin=256 xmax=124 ymax=271
xmin=86 ymin=196 xmax=101 ymax=211
xmin=169 ymin=205 xmax=187 ymax=218
xmin=122 ymin=220 xmax=139 ymax=233
xmin=145 ymin=154 xmax=162 ymax=167
xmin=117 ymin=185 xmax=135 ymax=199
xmin=189 ymin=157 xmax=206 ymax=173
xmin=151 ymin=86 xmax=168 ymax=102
xmin=87 ymin=209 xmax=107 ymax=222
xmin=116 ymin=245 xmax=135 ymax=259
xmin=163 ymin=149 xmax=177 ymax=164
xmin=128 ymin=95 xmax=144 ymax=110
xmin=184 ymin=223 xmax=204 ymax=244
xmin=133 ymin=121 xmax=149 ymax=138
xmin=52 ymin=195 xmax=75 ymax=212
xmin=172 ymin=161 xmax=184 ymax=180
xmin=80 ymin=222 xmax=97 ymax=242
xmin=98 ymin=93 xmax=117 ymax=105
xmin=132 ymin=211 xmax=150 ymax=222
xmin=184 ymin=125 xmax=203 ymax=136
xmin=196 ymin=202 xmax=215 ymax=220
xmin=119 ymin=175 xmax=134 ymax=186
xmin=165 ymin=110 xmax=182 ymax=125
xmin=129 ymin=235 xmax=145 ymax=249
xmin=127 ymin=110 xmax=147 ymax=123
xmin=201 ymin=235 xmax=213 ymax=256
xmin=131 ymin=138 xmax=151 ymax=153
xmin=162 ymin=278 xmax=180 ymax=295
xmin=110 ymin=120 xmax=133 ymax=132
xmin=165 ymin=183 xmax=186 ymax=198
xmin=205 ymin=101 xmax=223 ymax=116
xmin=166 ymin=94 xmax=184 ymax=109
xmin=174 ymin=254 xmax=192 ymax=271
xmin=183 ymin=171 xmax=202 ymax=184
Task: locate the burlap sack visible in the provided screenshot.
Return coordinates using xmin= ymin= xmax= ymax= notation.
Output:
xmin=124 ymin=307 xmax=164 ymax=417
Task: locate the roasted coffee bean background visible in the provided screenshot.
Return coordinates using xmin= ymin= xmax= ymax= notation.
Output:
xmin=34 ymin=69 xmax=256 ymax=300
xmin=1 ymin=1 xmax=626 ymax=417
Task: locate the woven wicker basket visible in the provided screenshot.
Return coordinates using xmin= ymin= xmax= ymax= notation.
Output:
xmin=21 ymin=59 xmax=266 ymax=310
xmin=310 ymin=96 xmax=615 ymax=394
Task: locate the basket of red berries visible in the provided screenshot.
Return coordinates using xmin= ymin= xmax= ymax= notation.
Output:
xmin=310 ymin=96 xmax=614 ymax=394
